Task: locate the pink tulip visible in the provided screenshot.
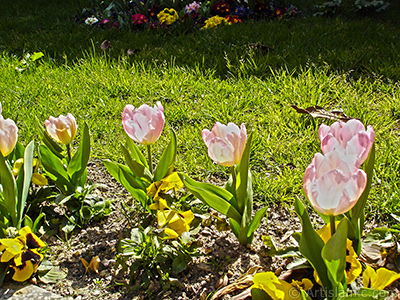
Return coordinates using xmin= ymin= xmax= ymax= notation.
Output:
xmin=202 ymin=122 xmax=247 ymax=167
xmin=303 ymin=149 xmax=367 ymax=216
xmin=122 ymin=102 xmax=165 ymax=145
xmin=0 ymin=117 xmax=18 ymax=157
xmin=319 ymin=119 xmax=375 ymax=166
xmin=45 ymin=113 xmax=77 ymax=145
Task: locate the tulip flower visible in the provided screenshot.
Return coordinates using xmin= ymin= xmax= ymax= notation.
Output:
xmin=45 ymin=113 xmax=77 ymax=145
xmin=303 ymin=148 xmax=367 ymax=216
xmin=319 ymin=119 xmax=375 ymax=165
xmin=0 ymin=117 xmax=18 ymax=157
xmin=202 ymin=122 xmax=247 ymax=167
xmin=122 ymin=102 xmax=165 ymax=145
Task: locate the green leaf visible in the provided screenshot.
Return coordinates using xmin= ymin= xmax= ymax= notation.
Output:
xmin=24 ymin=215 xmax=33 ymax=229
xmin=251 ymin=287 xmax=273 ymax=300
xmin=0 ymin=152 xmax=18 ymax=226
xmin=30 ymin=52 xmax=44 ymax=62
xmin=229 ymin=218 xmax=240 ymax=238
xmin=154 ymin=129 xmax=177 ymax=182
xmin=121 ymin=144 xmax=152 ymax=182
xmin=179 ymin=173 xmax=242 ymax=224
xmin=248 ymin=207 xmax=268 ymax=238
xmin=17 ymin=141 xmax=34 ymax=228
xmin=103 ymin=160 xmax=149 ymax=208
xmin=38 ymin=266 xmax=67 ymax=284
xmin=126 ymin=138 xmax=148 ymax=168
xmin=68 ymin=122 xmax=90 ymax=187
xmin=321 ymin=219 xmax=348 ymax=288
xmin=32 ymin=212 xmax=45 ymax=233
xmin=356 ymin=288 xmax=389 ymax=300
xmin=0 ymin=262 xmax=9 ymax=286
xmin=294 ymin=198 xmax=333 ymax=294
xmin=349 ymin=144 xmax=375 ymax=255
xmin=261 ymin=235 xmax=277 ymax=256
xmin=39 ymin=144 xmax=73 ymax=193
xmin=236 ymin=133 xmax=252 ymax=214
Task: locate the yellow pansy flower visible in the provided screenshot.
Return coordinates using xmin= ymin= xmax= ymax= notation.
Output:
xmin=12 ymin=158 xmax=48 ymax=186
xmin=362 ymin=265 xmax=400 ymax=290
xmin=202 ymin=16 xmax=228 ymax=30
xmin=157 ymin=209 xmax=194 ymax=239
xmin=290 ymin=278 xmax=313 ymax=291
xmin=251 ymin=272 xmax=303 ymax=300
xmin=0 ymin=226 xmax=46 ymax=282
xmin=147 ymin=172 xmax=183 ymax=210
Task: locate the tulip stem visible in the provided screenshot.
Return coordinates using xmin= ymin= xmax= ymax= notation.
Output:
xmin=230 ymin=166 xmax=237 ymax=198
xmin=330 ymin=215 xmax=336 ymax=237
xmin=147 ymin=144 xmax=153 ymax=174
xmin=66 ymin=144 xmax=72 ymax=163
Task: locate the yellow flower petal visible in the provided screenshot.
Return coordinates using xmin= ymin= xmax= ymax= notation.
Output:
xmin=0 ymin=239 xmax=24 ymax=262
xmin=252 ymin=272 xmax=303 ymax=300
xmin=290 ymin=278 xmax=313 ymax=291
xmin=31 ymin=173 xmax=48 ymax=186
xmin=163 ymin=228 xmax=179 ymax=239
xmin=12 ymin=158 xmax=24 ymax=177
xmin=12 ymin=260 xmax=35 ymax=282
xmin=363 ymin=265 xmax=400 ymax=290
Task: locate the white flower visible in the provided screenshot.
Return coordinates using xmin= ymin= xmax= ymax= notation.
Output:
xmin=85 ymin=16 xmax=99 ymax=25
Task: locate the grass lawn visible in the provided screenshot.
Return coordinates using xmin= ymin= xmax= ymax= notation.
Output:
xmin=1 ymin=0 xmax=400 ymax=219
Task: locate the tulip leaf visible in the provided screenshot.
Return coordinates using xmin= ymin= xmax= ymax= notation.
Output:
xmin=121 ymin=144 xmax=152 ymax=183
xmin=154 ymin=129 xmax=177 ymax=182
xmin=349 ymin=144 xmax=375 ymax=255
xmin=16 ymin=141 xmax=34 ymax=228
xmin=229 ymin=218 xmax=240 ymax=239
xmin=251 ymin=288 xmax=272 ymax=300
xmin=103 ymin=160 xmax=149 ymax=208
xmin=321 ymin=219 xmax=348 ymax=288
xmin=236 ymin=133 xmax=252 ymax=214
xmin=179 ymin=173 xmax=242 ymax=224
xmin=126 ymin=138 xmax=148 ymax=169
xmin=248 ymin=206 xmax=268 ymax=238
xmin=0 ymin=152 xmax=18 ymax=226
xmin=294 ymin=198 xmax=333 ymax=295
xmin=0 ymin=262 xmax=9 ymax=287
xmin=39 ymin=144 xmax=74 ymax=194
xmin=68 ymin=122 xmax=90 ymax=187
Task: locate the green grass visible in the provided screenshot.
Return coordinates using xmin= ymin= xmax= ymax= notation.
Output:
xmin=1 ymin=0 xmax=400 ymax=218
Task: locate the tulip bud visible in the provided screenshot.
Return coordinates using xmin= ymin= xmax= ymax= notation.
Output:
xmin=318 ymin=119 xmax=375 ymax=166
xmin=45 ymin=113 xmax=77 ymax=145
xmin=0 ymin=117 xmax=18 ymax=157
xmin=122 ymin=102 xmax=165 ymax=145
xmin=202 ymin=122 xmax=247 ymax=167
xmin=303 ymin=149 xmax=367 ymax=216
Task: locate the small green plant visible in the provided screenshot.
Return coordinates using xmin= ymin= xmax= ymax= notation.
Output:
xmin=116 ymin=226 xmax=198 ymax=289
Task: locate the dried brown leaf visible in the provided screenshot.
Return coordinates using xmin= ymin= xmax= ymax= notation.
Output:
xmin=80 ymin=256 xmax=100 ymax=274
xmin=210 ymin=266 xmax=262 ymax=300
xmin=290 ymin=104 xmax=352 ymax=122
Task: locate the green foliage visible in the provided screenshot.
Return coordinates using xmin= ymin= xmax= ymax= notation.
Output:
xmin=104 ymin=129 xmax=176 ymax=211
xmin=116 ymin=226 xmax=198 ymax=289
xmin=0 ymin=141 xmax=34 ymax=235
xmin=315 ymin=0 xmax=389 ymax=16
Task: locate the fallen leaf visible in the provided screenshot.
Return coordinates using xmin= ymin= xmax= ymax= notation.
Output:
xmin=80 ymin=256 xmax=100 ymax=274
xmin=215 ymin=274 xmax=228 ymax=290
xmin=100 ymin=40 xmax=111 ymax=51
xmin=210 ymin=266 xmax=262 ymax=300
xmin=290 ymin=104 xmax=352 ymax=122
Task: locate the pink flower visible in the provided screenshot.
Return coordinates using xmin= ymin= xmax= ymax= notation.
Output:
xmin=202 ymin=122 xmax=247 ymax=167
xmin=122 ymin=102 xmax=165 ymax=145
xmin=0 ymin=117 xmax=18 ymax=157
xmin=45 ymin=113 xmax=77 ymax=145
xmin=319 ymin=119 xmax=375 ymax=166
xmin=303 ymin=149 xmax=367 ymax=216
xmin=132 ymin=14 xmax=148 ymax=25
